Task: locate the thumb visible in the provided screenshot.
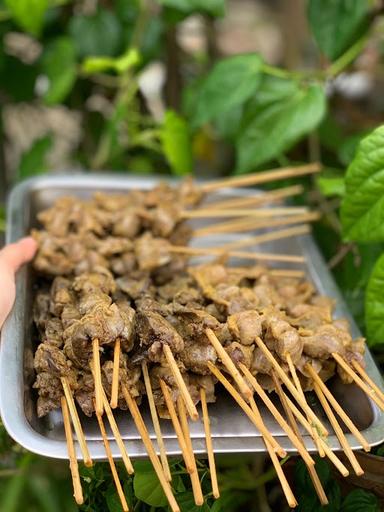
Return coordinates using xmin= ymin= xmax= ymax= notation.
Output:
xmin=0 ymin=237 xmax=38 ymax=272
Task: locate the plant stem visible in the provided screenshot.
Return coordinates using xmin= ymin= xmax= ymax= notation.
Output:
xmin=327 ymin=36 xmax=368 ymax=77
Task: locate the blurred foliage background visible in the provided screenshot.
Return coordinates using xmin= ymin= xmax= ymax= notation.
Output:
xmin=1 ymin=0 xmax=384 ymax=510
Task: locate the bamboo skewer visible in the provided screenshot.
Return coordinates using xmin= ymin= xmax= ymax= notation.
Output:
xmin=123 ymin=386 xmax=180 ymax=512
xmin=253 ymin=338 xmax=328 ymax=436
xmin=163 ymin=344 xmax=199 ymax=420
xmin=248 ymin=395 xmax=297 ymax=508
xmin=96 ymin=409 xmax=129 ymax=512
xmin=182 ymin=206 xmax=309 ymax=219
xmin=313 ymin=382 xmax=364 ymax=476
xmin=200 ymin=163 xmax=321 ymax=193
xmin=333 ymin=353 xmax=384 ymax=411
xmin=200 ymin=388 xmax=220 ymax=499
xmin=92 ymin=338 xmax=104 ymax=416
xmin=169 ymin=245 xmax=305 ymax=264
xmin=193 ymin=212 xmax=320 ymax=237
xmin=202 ymin=185 xmax=304 ymax=210
xmin=286 ymin=354 xmax=325 ymax=457
xmin=177 ymin=397 xmax=204 ymax=506
xmin=218 ymin=224 xmax=311 ymax=251
xmin=101 ymin=389 xmax=134 ymax=474
xmin=207 ymin=362 xmax=289 ymax=460
xmin=282 ymin=392 xmax=349 ymax=477
xmin=61 ymin=397 xmax=84 ymax=505
xmin=206 ymin=329 xmax=252 ymax=399
xmin=239 ymin=364 xmax=325 ymax=468
xmin=61 ymin=377 xmax=92 ymax=467
xmin=352 ymin=359 xmax=384 ymax=405
xmin=110 ymin=338 xmax=121 ymax=409
xmin=269 ymin=269 xmax=306 ymax=278
xmin=305 ymin=365 xmax=370 ymax=452
xmin=142 ymin=363 xmax=172 ymax=482
xmin=159 ymin=380 xmax=195 ymax=473
xmin=272 ymin=372 xmax=328 ymax=506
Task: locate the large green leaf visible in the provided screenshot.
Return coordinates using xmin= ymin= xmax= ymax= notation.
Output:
xmin=365 ymin=253 xmax=384 ymax=347
xmin=158 ymin=0 xmax=225 ymax=16
xmin=177 ymin=492 xmax=210 ymax=512
xmin=341 ymin=489 xmax=380 ymax=511
xmin=191 ymin=54 xmax=263 ymax=128
xmin=341 ymin=125 xmax=384 ymax=242
xmin=307 ymin=0 xmax=370 ymax=60
xmin=236 ymin=83 xmax=326 ymax=173
xmin=69 ymin=9 xmax=122 ymax=58
xmin=133 ymin=461 xmax=167 ymax=507
xmin=42 ymin=37 xmax=76 ymax=105
xmin=5 ymin=0 xmax=48 ymax=36
xmin=161 ymin=110 xmax=192 ymax=175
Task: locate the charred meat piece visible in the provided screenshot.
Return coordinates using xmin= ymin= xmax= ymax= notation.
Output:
xmin=134 ymin=233 xmax=172 ymax=271
xmin=251 ymin=347 xmax=273 ymax=374
xmin=224 ymin=342 xmax=254 ymax=369
xmin=228 ymin=310 xmax=262 ymax=346
xmin=301 ymin=324 xmax=348 ymax=359
xmin=263 ymin=311 xmax=303 ymax=363
xmin=179 ymin=339 xmax=217 ymax=375
xmin=34 ymin=344 xmax=72 ymax=377
xmin=75 ymin=371 xmax=95 ymax=416
xmin=136 ymin=311 xmax=184 ymax=361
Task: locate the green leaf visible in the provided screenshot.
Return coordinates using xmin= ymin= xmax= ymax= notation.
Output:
xmin=133 ymin=461 xmax=167 ymax=507
xmin=69 ymin=9 xmax=123 ymax=58
xmin=5 ymin=0 xmax=48 ymax=36
xmin=161 ymin=110 xmax=192 ymax=175
xmin=82 ymin=48 xmax=140 ymax=75
xmin=365 ymin=253 xmax=384 ymax=347
xmin=19 ymin=134 xmax=53 ymax=180
xmin=307 ymin=0 xmax=370 ymax=60
xmin=341 ymin=125 xmax=384 ymax=242
xmin=106 ymin=484 xmax=124 ymax=512
xmin=158 ymin=0 xmax=225 ymax=16
xmin=236 ymin=83 xmax=326 ymax=173
xmin=177 ymin=492 xmax=210 ymax=512
xmin=42 ymin=37 xmax=76 ymax=105
xmin=316 ymin=170 xmax=345 ymax=197
xmin=341 ymin=489 xmax=380 ymax=512
xmin=191 ymin=53 xmax=263 ymax=128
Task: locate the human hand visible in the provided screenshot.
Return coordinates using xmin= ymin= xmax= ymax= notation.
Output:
xmin=0 ymin=237 xmax=37 ymax=329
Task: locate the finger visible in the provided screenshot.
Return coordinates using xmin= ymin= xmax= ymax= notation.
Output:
xmin=0 ymin=237 xmax=37 ymax=272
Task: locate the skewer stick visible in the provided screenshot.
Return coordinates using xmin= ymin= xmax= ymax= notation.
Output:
xmin=182 ymin=206 xmax=309 ymax=219
xmin=60 ymin=397 xmax=84 ymax=505
xmin=92 ymin=338 xmax=104 ymax=416
xmin=142 ymin=362 xmax=172 ymax=482
xmin=169 ymin=245 xmax=305 ymax=264
xmin=269 ymin=269 xmax=305 ymax=278
xmin=286 ymin=354 xmax=325 ymax=457
xmin=333 ymin=353 xmax=384 ymax=411
xmin=123 ymin=386 xmax=180 ymax=512
xmin=207 ymin=363 xmax=289 ymax=460
xmin=206 ymin=329 xmax=252 ymax=399
xmin=200 ymin=388 xmax=220 ymax=499
xmin=248 ymin=395 xmax=297 ymax=508
xmin=202 ymin=185 xmax=304 ymax=210
xmin=193 ymin=212 xmax=320 ymax=237
xmin=110 ymin=338 xmax=121 ymax=409
xmin=352 ymin=359 xmax=384 ymax=406
xmin=200 ymin=163 xmax=321 ymax=193
xmin=61 ymin=377 xmax=92 ymax=467
xmin=272 ymin=372 xmax=328 ymax=505
xmin=101 ymin=389 xmax=134 ymax=474
xmin=306 ymin=364 xmax=370 ymax=452
xmin=239 ymin=364 xmax=325 ymax=468
xmin=218 ymin=225 xmax=310 ymax=251
xmin=313 ymin=382 xmax=364 ymax=476
xmin=177 ymin=397 xmax=204 ymax=506
xmin=159 ymin=380 xmax=195 ymax=472
xmin=95 ymin=408 xmax=129 ymax=512
xmin=282 ymin=392 xmax=349 ymax=477
xmin=163 ymin=344 xmax=199 ymax=420
xmin=253 ymin=338 xmax=328 ymax=436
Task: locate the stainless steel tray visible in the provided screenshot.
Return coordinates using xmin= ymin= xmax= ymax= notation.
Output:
xmin=1 ymin=174 xmax=384 ymax=461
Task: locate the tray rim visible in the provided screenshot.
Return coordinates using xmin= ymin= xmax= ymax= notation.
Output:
xmin=1 ymin=173 xmax=384 ymax=460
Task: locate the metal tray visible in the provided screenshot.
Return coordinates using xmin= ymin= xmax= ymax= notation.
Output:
xmin=1 ymin=174 xmax=384 ymax=461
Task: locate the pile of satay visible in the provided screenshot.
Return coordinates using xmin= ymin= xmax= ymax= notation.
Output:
xmin=30 ymin=163 xmax=384 ymax=510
